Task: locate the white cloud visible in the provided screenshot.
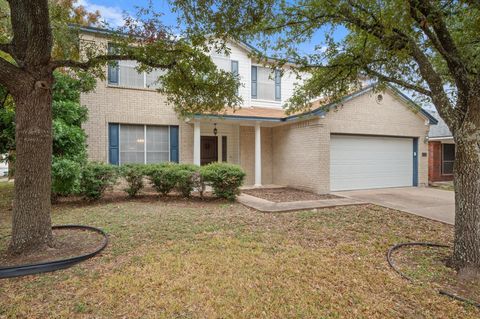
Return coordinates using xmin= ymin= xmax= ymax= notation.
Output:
xmin=77 ymin=0 xmax=125 ymax=27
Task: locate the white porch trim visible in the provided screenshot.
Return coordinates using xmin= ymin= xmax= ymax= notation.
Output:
xmin=193 ymin=121 xmax=201 ymax=166
xmin=254 ymin=122 xmax=262 ymax=187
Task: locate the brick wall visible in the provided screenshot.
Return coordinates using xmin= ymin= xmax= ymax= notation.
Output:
xmin=324 ymin=89 xmax=430 ymax=187
xmin=272 ymin=119 xmax=329 ymax=193
xmin=428 ymin=141 xmax=454 ymax=182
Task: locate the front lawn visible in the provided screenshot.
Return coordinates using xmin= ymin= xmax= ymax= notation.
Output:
xmin=0 ymin=182 xmax=478 ymax=318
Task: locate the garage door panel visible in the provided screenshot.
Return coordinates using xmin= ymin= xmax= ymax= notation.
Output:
xmin=330 ymin=135 xmax=413 ymax=191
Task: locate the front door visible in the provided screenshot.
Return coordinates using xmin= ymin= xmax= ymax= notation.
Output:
xmin=201 ymin=136 xmax=218 ymax=165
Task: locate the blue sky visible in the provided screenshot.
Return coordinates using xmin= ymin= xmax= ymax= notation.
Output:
xmin=77 ymin=0 xmax=348 ymax=56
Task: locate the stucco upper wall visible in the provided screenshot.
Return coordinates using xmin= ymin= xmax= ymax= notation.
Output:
xmin=325 ymin=89 xmax=429 ymax=137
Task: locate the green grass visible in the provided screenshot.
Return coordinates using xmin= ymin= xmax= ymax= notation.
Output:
xmin=0 ymin=183 xmax=478 ymax=318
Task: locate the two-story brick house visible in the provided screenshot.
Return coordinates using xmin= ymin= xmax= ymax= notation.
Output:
xmin=80 ymin=26 xmax=438 ymax=193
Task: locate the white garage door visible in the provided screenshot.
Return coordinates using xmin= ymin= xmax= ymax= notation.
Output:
xmin=330 ymin=135 xmax=413 ymax=191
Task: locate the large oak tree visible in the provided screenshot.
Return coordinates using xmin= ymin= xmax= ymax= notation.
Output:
xmin=0 ymin=0 xmax=240 ymax=254
xmin=173 ymin=0 xmax=480 ymax=276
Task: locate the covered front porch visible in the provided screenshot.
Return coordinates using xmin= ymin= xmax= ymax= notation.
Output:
xmin=190 ymin=116 xmax=278 ymax=187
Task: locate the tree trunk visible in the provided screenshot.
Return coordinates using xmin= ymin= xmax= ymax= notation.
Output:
xmin=9 ymin=78 xmax=53 ymax=254
xmin=452 ymin=102 xmax=480 ymax=276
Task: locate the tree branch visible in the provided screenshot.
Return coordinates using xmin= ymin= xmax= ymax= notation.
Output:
xmin=0 ymin=42 xmax=12 ymax=55
xmin=408 ymin=0 xmax=470 ymax=102
xmin=363 ymin=67 xmax=432 ymax=96
xmin=333 ymin=4 xmax=458 ymax=129
xmin=0 ymin=56 xmax=24 ymax=93
xmin=50 ymin=54 xmax=178 ymax=71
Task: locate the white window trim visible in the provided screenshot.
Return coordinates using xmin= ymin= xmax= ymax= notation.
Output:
xmin=118 ymin=124 xmax=171 ymax=165
xmin=112 ymin=61 xmax=161 ymax=90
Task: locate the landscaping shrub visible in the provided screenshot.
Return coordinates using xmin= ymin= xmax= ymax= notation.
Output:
xmin=80 ymin=162 xmax=118 ymax=200
xmin=201 ymin=163 xmax=246 ymax=200
xmin=144 ymin=162 xmax=179 ymax=195
xmin=191 ymin=171 xmax=206 ymax=199
xmin=51 ymin=158 xmax=81 ymax=200
xmin=120 ymin=164 xmax=145 ymax=197
xmin=175 ymin=168 xmax=196 ymax=197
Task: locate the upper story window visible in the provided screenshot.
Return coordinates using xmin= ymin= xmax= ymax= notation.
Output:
xmin=211 ymin=53 xmax=239 ymax=77
xmin=108 ymin=60 xmax=163 ymax=89
xmin=251 ymin=66 xmax=281 ymax=101
xmin=107 ymin=44 xmax=163 ymax=89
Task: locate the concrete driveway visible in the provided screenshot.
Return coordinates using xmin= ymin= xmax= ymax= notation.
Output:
xmin=333 ymin=187 xmax=455 ymax=224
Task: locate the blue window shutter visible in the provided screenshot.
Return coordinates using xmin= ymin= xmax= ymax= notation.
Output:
xmin=275 ymin=69 xmax=281 ymax=101
xmin=107 ymin=44 xmax=119 ymax=85
xmin=251 ymin=66 xmax=257 ymax=99
xmin=108 ymin=123 xmax=119 ymax=165
xmin=170 ymin=126 xmax=179 ymax=163
xmin=231 ymin=61 xmax=239 ymax=94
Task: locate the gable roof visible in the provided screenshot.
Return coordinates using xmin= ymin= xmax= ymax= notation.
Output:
xmin=428 ymin=110 xmax=452 ymax=138
xmin=196 ymin=84 xmax=438 ymax=125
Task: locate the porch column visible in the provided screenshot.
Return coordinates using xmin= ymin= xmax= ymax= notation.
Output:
xmin=254 ymin=122 xmax=262 ymax=187
xmin=193 ymin=121 xmax=201 ymax=166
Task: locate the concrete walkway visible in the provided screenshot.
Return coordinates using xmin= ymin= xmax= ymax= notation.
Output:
xmin=237 ymin=193 xmax=367 ymax=213
xmin=333 ymin=187 xmax=455 ymax=224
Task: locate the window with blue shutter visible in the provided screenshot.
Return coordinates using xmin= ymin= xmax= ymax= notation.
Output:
xmin=251 ymin=66 xmax=257 ymax=99
xmin=107 ymin=44 xmax=119 ymax=85
xmin=108 ymin=123 xmax=119 ymax=165
xmin=170 ymin=126 xmax=179 ymax=163
xmin=275 ymin=69 xmax=281 ymax=101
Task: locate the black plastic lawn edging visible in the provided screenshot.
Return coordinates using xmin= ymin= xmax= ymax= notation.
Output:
xmin=387 ymin=242 xmax=480 ymax=309
xmin=0 ymin=225 xmax=108 ymax=279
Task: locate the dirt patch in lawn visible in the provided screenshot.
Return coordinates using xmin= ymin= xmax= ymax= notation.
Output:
xmin=392 ymin=245 xmax=480 ymax=306
xmin=242 ymin=187 xmax=340 ymax=202
xmin=0 ymin=227 xmax=106 ymax=267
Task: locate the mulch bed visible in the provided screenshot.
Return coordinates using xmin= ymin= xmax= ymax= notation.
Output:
xmin=242 ymin=187 xmax=340 ymax=203
xmin=0 ymin=227 xmax=106 ymax=267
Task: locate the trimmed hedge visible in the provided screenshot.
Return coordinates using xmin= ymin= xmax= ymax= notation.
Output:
xmin=201 ymin=163 xmax=246 ymax=201
xmin=120 ymin=164 xmax=145 ymax=197
xmin=52 ymin=161 xmax=245 ymax=201
xmin=51 ymin=158 xmax=81 ymax=200
xmin=144 ymin=162 xmax=179 ymax=196
xmin=80 ymin=162 xmax=118 ymax=200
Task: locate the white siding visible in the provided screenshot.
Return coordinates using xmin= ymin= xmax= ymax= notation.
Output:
xmin=210 ymin=41 xmax=304 ymax=109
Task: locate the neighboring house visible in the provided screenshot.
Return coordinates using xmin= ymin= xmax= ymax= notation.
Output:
xmin=79 ymin=26 xmax=438 ymax=193
xmin=428 ymin=111 xmax=454 ymax=183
